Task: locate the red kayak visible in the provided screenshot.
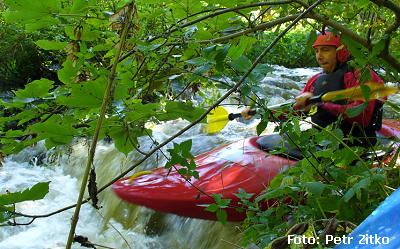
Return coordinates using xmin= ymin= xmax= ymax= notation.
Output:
xmin=112 ymin=119 xmax=400 ymax=221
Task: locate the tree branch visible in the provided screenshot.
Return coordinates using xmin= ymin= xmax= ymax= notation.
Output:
xmin=197 ymin=14 xmax=300 ymax=44
xmin=4 ymin=218 xmax=36 ymax=226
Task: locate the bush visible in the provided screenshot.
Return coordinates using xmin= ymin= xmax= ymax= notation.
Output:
xmin=0 ymin=22 xmax=43 ymax=90
xmin=248 ymin=31 xmax=317 ymax=68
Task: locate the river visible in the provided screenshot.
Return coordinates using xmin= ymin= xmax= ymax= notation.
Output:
xmin=1 ymin=66 xmax=397 ymax=249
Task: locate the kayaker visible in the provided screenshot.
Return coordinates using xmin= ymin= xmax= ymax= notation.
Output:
xmin=242 ymin=31 xmax=384 ymax=147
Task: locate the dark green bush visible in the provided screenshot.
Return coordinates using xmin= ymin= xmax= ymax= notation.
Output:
xmin=0 ymin=22 xmax=43 ymax=90
xmin=248 ymin=31 xmax=317 ymax=68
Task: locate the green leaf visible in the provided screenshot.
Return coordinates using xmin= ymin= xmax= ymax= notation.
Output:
xmin=230 ymin=55 xmax=252 ymax=73
xmin=253 ymin=64 xmax=273 ymax=77
xmin=316 ymin=197 xmax=340 ymax=212
xmin=346 ymin=102 xmax=368 ymax=118
xmin=343 ymin=178 xmax=371 ymax=202
xmin=181 ymin=47 xmax=197 ymax=60
xmin=306 ymin=30 xmax=317 ymax=53
xmin=334 ymin=147 xmax=357 ymax=166
xmin=177 ymin=168 xmax=188 ymax=175
xmin=342 ymin=34 xmax=368 ymax=66
xmin=57 ymin=59 xmax=82 ymax=85
xmin=116 ymin=0 xmax=134 ymax=9
xmin=69 ymin=0 xmax=94 ymax=14
xmin=372 ymin=174 xmax=385 ymax=183
xmin=360 ymin=84 xmax=371 ymax=101
xmin=228 ymin=36 xmax=257 ymax=60
xmin=370 ymin=40 xmax=385 ymax=58
xmin=160 ymin=101 xmax=205 ymax=123
xmin=255 ymin=186 xmax=298 ymax=202
xmin=315 ymin=148 xmax=334 ymax=157
xmin=30 ymin=116 xmax=76 ymax=148
xmin=302 ymin=182 xmax=330 ymax=197
xmin=185 ymin=57 xmax=209 ymax=66
xmin=165 ymin=140 xmax=198 ymax=178
xmin=125 ymin=103 xmax=160 ymax=121
xmin=35 ymin=40 xmax=68 ymax=50
xmin=215 ymin=197 xmax=231 ymax=208
xmin=205 ymin=203 xmax=219 ymax=212
xmin=57 ymin=77 xmax=107 ymax=108
xmin=256 ymin=119 xmax=268 ymax=136
xmin=354 ymin=0 xmax=370 ymax=8
xmin=0 ymin=182 xmax=50 ymax=205
xmin=13 ymin=79 xmax=54 ymax=99
xmin=215 ymin=45 xmax=229 ymax=72
xmin=4 ymin=0 xmax=61 ymax=30
xmin=93 ymin=43 xmax=113 ymax=52
xmin=25 ymin=17 xmax=59 ymax=32
xmin=15 ymin=109 xmax=39 ymax=126
xmin=216 ymin=209 xmax=228 ymax=224
xmin=194 ymin=29 xmax=213 ymax=40
xmin=234 ymin=188 xmax=254 ymax=200
xmin=114 ymin=80 xmax=131 ymax=101
xmin=108 ymin=125 xmax=148 ymax=156
xmin=203 ymin=45 xmax=217 ymax=60
xmin=205 ymin=194 xmax=230 ymax=224
xmin=193 ymin=64 xmax=212 ymax=74
xmin=65 ymin=25 xmax=101 ymax=41
xmin=109 ymin=126 xmax=133 ymax=156
xmin=180 ymin=140 xmax=192 ymax=154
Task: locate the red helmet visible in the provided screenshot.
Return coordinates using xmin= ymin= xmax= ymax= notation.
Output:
xmin=312 ymin=31 xmax=351 ymax=63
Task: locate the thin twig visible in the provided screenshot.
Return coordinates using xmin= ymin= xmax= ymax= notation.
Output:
xmin=5 ymin=217 xmax=36 ymax=226
xmin=172 ymin=14 xmax=300 ymax=45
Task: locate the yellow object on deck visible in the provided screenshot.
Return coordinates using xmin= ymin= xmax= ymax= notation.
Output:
xmin=127 ymin=170 xmax=152 ymax=183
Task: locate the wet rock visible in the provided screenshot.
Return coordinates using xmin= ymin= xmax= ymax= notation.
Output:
xmin=261 ymin=76 xmax=302 ymax=91
xmin=145 ymin=212 xmax=167 ymax=236
xmin=0 ymin=152 xmax=5 ymax=166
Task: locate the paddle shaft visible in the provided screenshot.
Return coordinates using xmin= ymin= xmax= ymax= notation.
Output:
xmin=233 ymin=92 xmax=375 ymax=118
xmin=229 ymin=110 xmax=257 ymax=120
xmin=229 ymin=83 xmax=399 ymax=119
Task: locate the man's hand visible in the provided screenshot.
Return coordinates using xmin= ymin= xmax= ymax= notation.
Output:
xmin=294 ymin=92 xmax=313 ymax=112
xmin=241 ymin=108 xmax=254 ymax=120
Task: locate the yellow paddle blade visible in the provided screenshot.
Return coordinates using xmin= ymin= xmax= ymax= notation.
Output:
xmin=206 ymin=106 xmax=230 ymax=134
xmin=321 ymin=82 xmax=399 ymax=102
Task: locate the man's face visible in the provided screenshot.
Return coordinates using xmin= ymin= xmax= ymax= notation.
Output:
xmin=314 ymin=45 xmax=337 ymax=73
